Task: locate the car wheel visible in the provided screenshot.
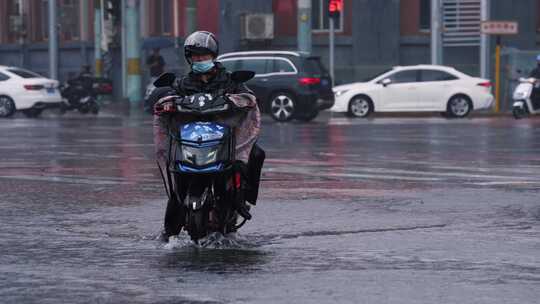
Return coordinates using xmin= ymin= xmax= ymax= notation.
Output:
xmin=22 ymin=108 xmax=43 ymax=118
xmin=347 ymin=95 xmax=373 ymax=118
xmin=270 ymin=92 xmax=295 ymax=122
xmin=446 ymin=95 xmax=472 ymax=118
xmin=0 ymin=95 xmax=16 ymax=118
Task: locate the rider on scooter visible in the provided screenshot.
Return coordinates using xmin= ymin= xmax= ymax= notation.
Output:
xmin=153 ymin=31 xmax=265 ymax=242
xmin=528 ymin=54 xmax=540 ymax=107
xmin=528 ymin=54 xmax=540 ymax=78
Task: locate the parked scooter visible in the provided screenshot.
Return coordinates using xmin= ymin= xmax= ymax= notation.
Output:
xmin=512 ymin=77 xmax=540 ymax=119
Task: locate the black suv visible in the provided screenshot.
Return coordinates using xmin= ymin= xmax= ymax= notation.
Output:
xmin=217 ymin=51 xmax=334 ymax=122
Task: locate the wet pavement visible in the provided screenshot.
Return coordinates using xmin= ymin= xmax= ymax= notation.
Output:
xmin=1 ymin=107 xmax=539 ymax=303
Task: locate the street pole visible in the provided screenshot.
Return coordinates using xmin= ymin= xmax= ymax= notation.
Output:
xmin=126 ymin=0 xmax=142 ymax=102
xmin=480 ymin=0 xmax=490 ymax=78
xmin=186 ymin=0 xmax=197 ymax=35
xmin=430 ymin=0 xmax=442 ymax=65
xmin=94 ymin=0 xmax=102 ymax=76
xmin=48 ymin=0 xmax=59 ymax=79
xmin=139 ymin=0 xmax=147 ymax=37
xmin=329 ymin=16 xmax=335 ymax=87
xmin=80 ymin=0 xmax=89 ymax=65
xmin=173 ymin=0 xmax=182 ymax=69
xmin=494 ymin=35 xmax=501 ymax=113
xmin=297 ymin=0 xmax=312 ymax=54
xmin=173 ymin=0 xmax=180 ymax=48
xmin=121 ymin=0 xmax=127 ymax=98
xmin=17 ymin=0 xmax=25 ymax=68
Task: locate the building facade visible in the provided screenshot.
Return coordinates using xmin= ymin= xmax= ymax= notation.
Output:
xmin=1 ymin=0 xmax=539 ymax=92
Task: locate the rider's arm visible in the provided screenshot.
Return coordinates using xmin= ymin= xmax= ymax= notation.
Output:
xmin=226 ymin=82 xmax=261 ymax=155
xmin=225 ymin=82 xmax=258 ymax=109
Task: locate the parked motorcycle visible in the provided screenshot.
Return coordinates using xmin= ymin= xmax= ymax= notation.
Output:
xmin=512 ymin=77 xmax=540 ymax=119
xmin=59 ymin=77 xmax=112 ymax=115
xmin=154 ymin=71 xmax=257 ymax=242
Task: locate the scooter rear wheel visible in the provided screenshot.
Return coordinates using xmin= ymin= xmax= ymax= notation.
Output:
xmin=78 ymin=106 xmax=90 ymax=114
xmin=90 ymin=101 xmax=100 ymax=115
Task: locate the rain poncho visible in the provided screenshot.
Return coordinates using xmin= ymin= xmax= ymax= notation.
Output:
xmin=153 ymin=64 xmax=261 ymax=166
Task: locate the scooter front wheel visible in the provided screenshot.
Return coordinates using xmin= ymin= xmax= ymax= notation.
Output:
xmin=512 ymin=108 xmax=526 ymax=119
xmin=187 ymin=210 xmax=208 ymax=242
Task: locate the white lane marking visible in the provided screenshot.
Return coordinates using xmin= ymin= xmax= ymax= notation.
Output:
xmin=472 ymin=181 xmax=540 ymax=186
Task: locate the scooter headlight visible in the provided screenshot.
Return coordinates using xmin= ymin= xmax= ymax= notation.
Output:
xmin=181 ymin=145 xmax=220 ymax=166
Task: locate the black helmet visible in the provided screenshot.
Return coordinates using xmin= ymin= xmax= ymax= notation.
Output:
xmin=184 ymin=31 xmax=219 ymax=64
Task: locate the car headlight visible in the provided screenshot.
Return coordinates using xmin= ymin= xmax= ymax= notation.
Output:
xmin=334 ymin=89 xmax=349 ymax=97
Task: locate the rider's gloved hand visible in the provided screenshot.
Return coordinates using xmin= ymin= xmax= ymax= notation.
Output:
xmin=154 ymin=95 xmax=179 ymax=115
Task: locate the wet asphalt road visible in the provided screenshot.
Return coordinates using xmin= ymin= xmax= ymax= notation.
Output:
xmin=0 ymin=107 xmax=539 ymax=303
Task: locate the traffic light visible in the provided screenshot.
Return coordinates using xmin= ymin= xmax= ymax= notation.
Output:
xmin=328 ymin=0 xmax=343 ymax=19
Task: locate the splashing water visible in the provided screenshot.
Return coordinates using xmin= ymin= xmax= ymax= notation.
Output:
xmin=163 ymin=232 xmax=253 ymax=250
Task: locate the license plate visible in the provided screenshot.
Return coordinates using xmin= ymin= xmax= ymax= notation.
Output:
xmin=47 ymin=88 xmax=55 ymax=94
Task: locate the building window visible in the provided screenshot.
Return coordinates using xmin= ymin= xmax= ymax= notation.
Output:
xmin=420 ymin=0 xmax=431 ymax=31
xmin=311 ymin=0 xmax=343 ymax=32
xmin=155 ymin=0 xmax=172 ymax=35
xmin=59 ymin=0 xmax=80 ymax=40
xmin=6 ymin=1 xmax=24 ymax=43
xmin=40 ymin=0 xmax=49 ymax=40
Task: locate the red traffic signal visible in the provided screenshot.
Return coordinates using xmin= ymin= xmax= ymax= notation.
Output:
xmin=328 ymin=0 xmax=343 ymax=18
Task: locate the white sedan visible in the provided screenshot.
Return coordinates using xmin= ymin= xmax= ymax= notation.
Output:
xmin=0 ymin=65 xmax=63 ymax=118
xmin=330 ymin=65 xmax=494 ymax=118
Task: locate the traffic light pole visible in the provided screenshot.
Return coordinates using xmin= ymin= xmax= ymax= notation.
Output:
xmin=329 ymin=16 xmax=335 ymax=87
xmin=328 ymin=0 xmax=341 ymax=86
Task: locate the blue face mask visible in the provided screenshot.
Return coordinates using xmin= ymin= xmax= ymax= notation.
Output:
xmin=191 ymin=59 xmax=215 ymax=73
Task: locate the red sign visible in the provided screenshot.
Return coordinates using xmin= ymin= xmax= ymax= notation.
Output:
xmin=481 ymin=21 xmax=518 ymax=35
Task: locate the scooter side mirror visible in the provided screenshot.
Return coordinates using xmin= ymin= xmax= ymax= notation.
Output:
xmin=153 ymin=73 xmax=176 ymax=87
xmin=231 ymin=70 xmax=255 ymax=83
